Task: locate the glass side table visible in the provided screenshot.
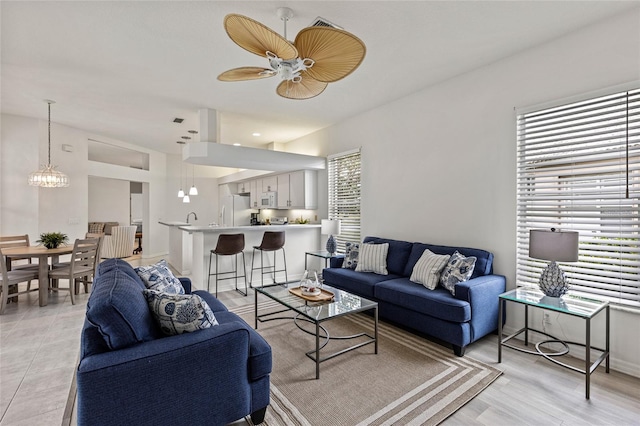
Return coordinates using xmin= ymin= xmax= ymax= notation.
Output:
xmin=304 ymin=250 xmax=337 ymax=271
xmin=498 ymin=287 xmax=610 ymax=399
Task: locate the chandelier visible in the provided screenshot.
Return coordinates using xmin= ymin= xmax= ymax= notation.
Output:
xmin=28 ymin=100 xmax=69 ymax=188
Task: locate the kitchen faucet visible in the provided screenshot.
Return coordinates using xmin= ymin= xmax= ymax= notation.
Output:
xmin=186 ymin=212 xmax=198 ymax=223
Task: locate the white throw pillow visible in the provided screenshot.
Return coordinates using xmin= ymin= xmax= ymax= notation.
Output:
xmin=409 ymin=249 xmax=451 ymax=290
xmin=355 ymin=243 xmax=389 ymax=275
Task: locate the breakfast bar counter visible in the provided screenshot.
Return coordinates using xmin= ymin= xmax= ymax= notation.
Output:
xmin=179 ymin=224 xmax=321 ymax=291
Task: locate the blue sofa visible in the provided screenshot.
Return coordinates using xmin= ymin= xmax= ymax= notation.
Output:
xmin=322 ymin=236 xmax=506 ymax=356
xmin=77 ymin=259 xmax=271 ymax=426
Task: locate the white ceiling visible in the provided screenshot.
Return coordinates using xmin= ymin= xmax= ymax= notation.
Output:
xmin=2 ymin=1 xmax=638 ymax=156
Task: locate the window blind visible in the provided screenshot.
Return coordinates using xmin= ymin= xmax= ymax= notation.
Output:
xmin=516 ymin=88 xmax=640 ymax=308
xmin=328 ymin=148 xmax=361 ymax=253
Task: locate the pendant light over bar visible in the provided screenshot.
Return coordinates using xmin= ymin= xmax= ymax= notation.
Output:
xmin=28 ymin=100 xmax=70 ymax=188
xmin=188 ymin=130 xmax=199 ymax=196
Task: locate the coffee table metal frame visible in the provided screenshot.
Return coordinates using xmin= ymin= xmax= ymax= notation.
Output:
xmin=498 ymin=287 xmax=610 ymax=399
xmin=254 ymin=283 xmax=378 ymax=379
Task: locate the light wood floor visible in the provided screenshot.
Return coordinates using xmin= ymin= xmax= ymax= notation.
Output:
xmin=2 ymin=256 xmax=638 ymax=426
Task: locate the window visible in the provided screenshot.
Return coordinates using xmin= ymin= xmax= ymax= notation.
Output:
xmin=328 ymin=148 xmax=361 ymax=253
xmin=516 ymin=88 xmax=640 ymax=308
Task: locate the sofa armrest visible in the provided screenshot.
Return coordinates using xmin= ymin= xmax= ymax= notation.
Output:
xmin=78 ymin=323 xmax=253 ymax=425
xmin=329 ymin=255 xmax=345 ymax=268
xmin=454 ymin=274 xmax=506 ymax=342
xmin=179 ymin=277 xmax=192 ymax=293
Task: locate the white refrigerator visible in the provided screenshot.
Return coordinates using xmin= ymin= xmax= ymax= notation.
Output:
xmin=219 ymin=195 xmax=251 ymax=227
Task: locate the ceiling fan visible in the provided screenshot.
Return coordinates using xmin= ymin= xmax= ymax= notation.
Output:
xmin=217 ymin=8 xmax=366 ymax=100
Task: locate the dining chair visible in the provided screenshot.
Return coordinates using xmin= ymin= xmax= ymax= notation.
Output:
xmin=0 ymin=248 xmax=40 ymax=314
xmin=100 ymin=226 xmax=137 ymax=258
xmin=0 ymin=234 xmax=40 ymax=291
xmin=48 ymin=238 xmax=100 ymax=305
xmin=52 ymin=233 xmax=103 ymax=294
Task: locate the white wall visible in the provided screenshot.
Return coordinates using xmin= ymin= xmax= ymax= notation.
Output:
xmin=285 ymin=9 xmax=640 ymax=377
xmin=88 ymin=176 xmax=130 ymax=224
xmin=0 ymin=114 xmax=170 ymax=259
xmin=163 ymin=154 xmax=219 ymax=226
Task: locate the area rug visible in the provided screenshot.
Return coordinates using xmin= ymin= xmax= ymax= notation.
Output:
xmin=232 ymin=302 xmax=502 ymax=426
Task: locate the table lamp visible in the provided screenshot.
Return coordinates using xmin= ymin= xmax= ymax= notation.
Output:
xmin=321 ymin=219 xmax=341 ymax=255
xmin=529 ymin=228 xmax=579 ymax=297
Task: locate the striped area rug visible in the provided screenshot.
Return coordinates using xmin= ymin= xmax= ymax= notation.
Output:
xmin=232 ymin=302 xmax=502 ymax=426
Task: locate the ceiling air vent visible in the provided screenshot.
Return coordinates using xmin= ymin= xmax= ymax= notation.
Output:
xmin=309 ymin=16 xmax=343 ymax=30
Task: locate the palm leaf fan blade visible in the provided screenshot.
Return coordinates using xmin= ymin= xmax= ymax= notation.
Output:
xmin=218 ymin=67 xmax=275 ymax=81
xmin=224 ymin=14 xmax=298 ymax=60
xmin=276 ymin=78 xmax=328 ymax=100
xmin=294 ymin=27 xmax=366 ymax=83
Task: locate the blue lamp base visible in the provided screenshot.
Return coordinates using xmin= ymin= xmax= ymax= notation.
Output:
xmin=326 ymin=234 xmax=337 ymax=254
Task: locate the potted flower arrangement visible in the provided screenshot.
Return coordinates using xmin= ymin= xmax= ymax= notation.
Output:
xmin=37 ymin=232 xmax=69 ymax=249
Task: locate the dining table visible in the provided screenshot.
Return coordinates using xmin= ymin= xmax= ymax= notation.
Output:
xmin=3 ymin=245 xmax=74 ymax=307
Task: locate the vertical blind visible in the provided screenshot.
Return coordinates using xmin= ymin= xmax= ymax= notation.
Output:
xmin=328 ymin=148 xmax=361 ymax=253
xmin=516 ymin=88 xmax=640 ymax=308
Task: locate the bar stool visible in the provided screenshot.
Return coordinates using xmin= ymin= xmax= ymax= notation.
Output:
xmin=207 ymin=234 xmax=247 ymax=297
xmin=250 ymin=231 xmax=288 ymax=287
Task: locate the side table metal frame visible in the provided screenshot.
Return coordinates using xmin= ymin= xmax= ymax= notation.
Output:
xmin=498 ymin=294 xmax=610 ymax=399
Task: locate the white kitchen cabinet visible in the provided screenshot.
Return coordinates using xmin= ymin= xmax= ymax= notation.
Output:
xmin=277 ymin=170 xmax=317 ymax=209
xmin=237 ymin=181 xmax=249 ymax=194
xmin=249 ymin=179 xmax=260 ymax=208
xmin=277 ymin=174 xmax=290 ymax=208
xmin=262 ymin=176 xmax=277 ymax=193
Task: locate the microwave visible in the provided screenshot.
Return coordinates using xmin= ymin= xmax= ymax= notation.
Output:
xmin=260 ymin=192 xmax=277 ymax=208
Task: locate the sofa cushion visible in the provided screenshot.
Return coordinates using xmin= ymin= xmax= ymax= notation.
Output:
xmin=86 ymin=259 xmax=161 ymax=350
xmin=322 ymin=267 xmax=400 ymax=299
xmin=214 ymin=311 xmax=272 ymax=382
xmin=409 ymin=249 xmax=451 ymax=290
xmin=363 ymin=237 xmax=413 ymax=276
xmin=374 ymin=278 xmax=471 ymax=323
xmin=342 ymin=242 xmax=360 ymax=269
xmin=144 ymin=289 xmax=219 ymax=335
xmin=135 ymin=259 xmax=185 ymax=294
xmin=439 ymin=251 xmax=477 ymax=295
xmin=355 ymin=243 xmax=389 ymax=275
xmin=404 ymin=243 xmax=493 ymax=278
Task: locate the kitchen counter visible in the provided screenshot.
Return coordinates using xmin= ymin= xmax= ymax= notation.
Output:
xmin=185 ymin=224 xmax=321 ymax=292
xmin=158 ymin=221 xmax=193 ymax=274
xmin=178 ymin=224 xmax=320 ymax=233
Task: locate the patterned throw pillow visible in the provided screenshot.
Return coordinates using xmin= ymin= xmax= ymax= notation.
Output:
xmin=409 ymin=249 xmax=451 ymax=290
xmin=135 ymin=260 xmax=185 ymax=294
xmin=88 ymin=222 xmax=105 ymax=234
xmin=342 ymin=242 xmax=360 ymax=269
xmin=439 ymin=251 xmax=477 ymax=295
xmin=143 ymin=289 xmax=218 ymax=335
xmin=355 ymin=243 xmax=389 ymax=275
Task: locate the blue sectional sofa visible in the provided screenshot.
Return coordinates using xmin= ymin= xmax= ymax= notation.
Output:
xmin=77 ymin=259 xmax=271 ymax=426
xmin=322 ymin=236 xmax=506 ymax=356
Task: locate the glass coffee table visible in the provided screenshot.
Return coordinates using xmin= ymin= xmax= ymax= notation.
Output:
xmin=498 ymin=287 xmax=610 ymax=399
xmin=254 ymin=284 xmax=378 ymax=379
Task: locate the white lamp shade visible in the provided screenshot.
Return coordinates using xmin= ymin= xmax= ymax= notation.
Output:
xmin=182 ymin=194 xmax=190 ymax=203
xmin=321 ymin=219 xmax=341 ymax=235
xmin=529 ymin=229 xmax=579 ymax=262
xmin=189 ymin=185 xmax=198 ymax=195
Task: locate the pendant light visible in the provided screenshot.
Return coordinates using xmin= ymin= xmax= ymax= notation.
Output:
xmin=188 ymin=130 xmax=199 ymax=196
xmin=177 ymin=141 xmax=185 ymax=198
xmin=28 ymin=100 xmax=70 ymax=188
xmin=179 ymin=136 xmax=190 ymax=202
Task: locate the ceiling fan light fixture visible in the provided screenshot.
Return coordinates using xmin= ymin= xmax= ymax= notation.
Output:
xmin=218 ymin=10 xmax=365 ymax=100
